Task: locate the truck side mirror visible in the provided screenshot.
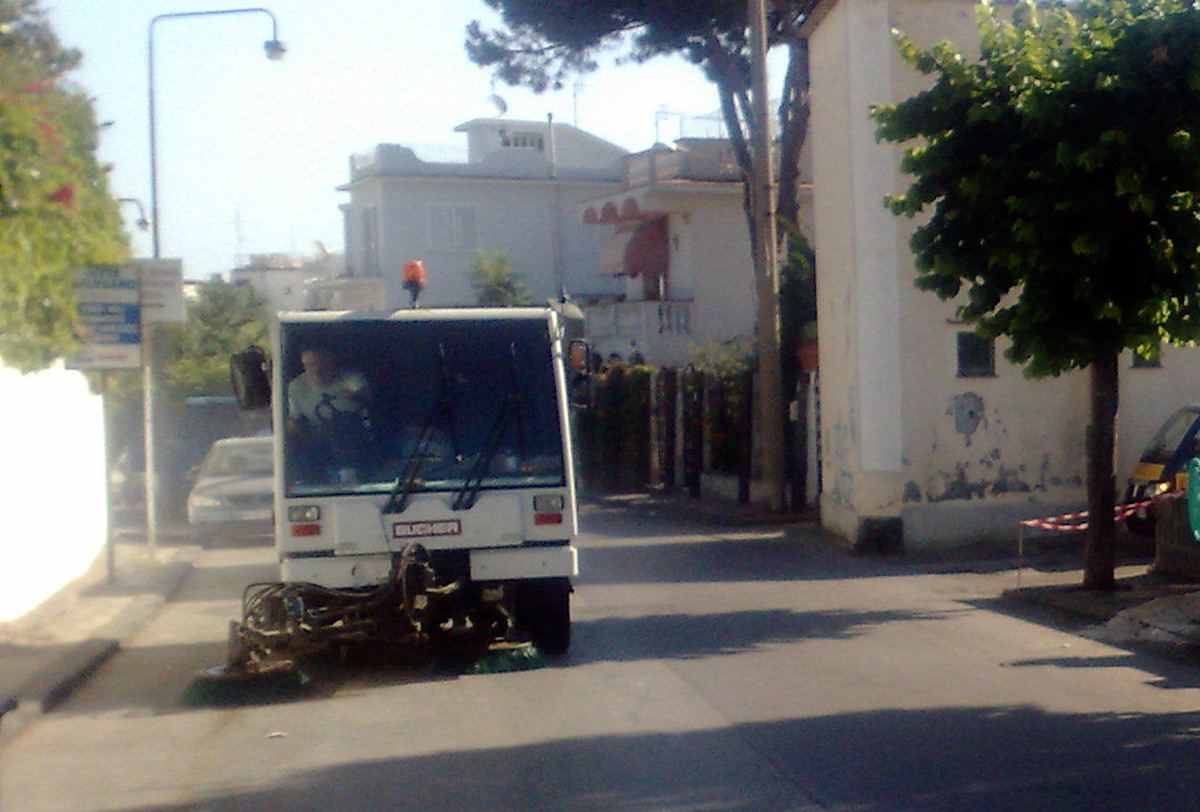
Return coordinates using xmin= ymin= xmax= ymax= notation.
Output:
xmin=567 ymin=339 xmax=593 ymax=409
xmin=230 ymin=346 xmax=271 ymax=410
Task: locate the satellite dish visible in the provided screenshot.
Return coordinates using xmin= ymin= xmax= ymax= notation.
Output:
xmin=487 ymin=93 xmax=508 ymax=117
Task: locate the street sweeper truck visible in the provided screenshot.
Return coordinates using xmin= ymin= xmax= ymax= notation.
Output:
xmin=224 ymin=305 xmax=584 ymax=674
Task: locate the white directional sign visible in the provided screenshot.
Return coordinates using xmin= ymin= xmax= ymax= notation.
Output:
xmin=132 ymin=258 xmax=184 ymax=323
xmin=67 ymin=265 xmax=141 ymax=369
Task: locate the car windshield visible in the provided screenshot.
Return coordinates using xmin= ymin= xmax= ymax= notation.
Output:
xmin=280 ymin=316 xmax=565 ymax=498
xmin=1141 ymin=407 xmax=1200 ymax=464
xmin=200 ymin=441 xmax=274 ymax=478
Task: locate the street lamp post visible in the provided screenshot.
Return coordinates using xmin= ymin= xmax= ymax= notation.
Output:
xmin=143 ymin=7 xmax=285 ymax=554
xmin=148 ymin=7 xmax=285 ymax=257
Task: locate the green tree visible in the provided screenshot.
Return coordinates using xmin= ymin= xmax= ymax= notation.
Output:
xmin=163 ymin=277 xmax=269 ymax=396
xmin=872 ymin=0 xmax=1200 ymax=589
xmin=467 ymin=249 xmax=533 ymax=306
xmin=0 ymin=0 xmax=127 ymax=371
xmin=465 ymin=0 xmax=816 ymax=236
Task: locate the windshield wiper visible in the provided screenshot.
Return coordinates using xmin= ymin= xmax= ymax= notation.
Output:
xmin=453 ymin=343 xmax=526 ymax=511
xmin=383 ymin=343 xmax=462 ymax=514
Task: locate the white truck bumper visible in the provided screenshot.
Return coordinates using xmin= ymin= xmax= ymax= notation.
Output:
xmin=470 ymin=545 xmax=578 ymax=581
xmin=280 ymin=545 xmax=578 ymax=588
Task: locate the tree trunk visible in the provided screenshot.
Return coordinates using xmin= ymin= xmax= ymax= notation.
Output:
xmin=1083 ymin=354 xmax=1119 ymax=590
xmin=775 ymin=38 xmax=810 ymax=238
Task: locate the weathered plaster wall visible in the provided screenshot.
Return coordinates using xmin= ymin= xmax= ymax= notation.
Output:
xmin=809 ymin=0 xmax=861 ymax=541
xmin=811 ymin=0 xmax=1096 ymax=547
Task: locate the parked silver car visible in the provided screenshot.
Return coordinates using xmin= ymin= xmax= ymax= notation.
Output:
xmin=186 ymin=436 xmax=274 ymax=545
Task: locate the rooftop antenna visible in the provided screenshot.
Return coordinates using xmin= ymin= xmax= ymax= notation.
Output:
xmin=654 ymin=107 xmax=684 ymax=144
xmin=225 ymin=205 xmax=258 ymax=269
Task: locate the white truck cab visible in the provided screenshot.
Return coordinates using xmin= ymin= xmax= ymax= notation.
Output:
xmin=227 ymin=306 xmax=583 ymax=669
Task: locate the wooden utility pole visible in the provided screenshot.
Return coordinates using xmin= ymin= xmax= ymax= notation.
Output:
xmin=749 ymin=0 xmax=786 ymax=511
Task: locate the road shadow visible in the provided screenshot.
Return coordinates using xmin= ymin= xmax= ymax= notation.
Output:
xmin=71 ymin=704 xmax=1200 ymax=812
xmin=569 ymin=607 xmax=958 ymax=665
xmin=578 ymin=532 xmax=894 ymax=586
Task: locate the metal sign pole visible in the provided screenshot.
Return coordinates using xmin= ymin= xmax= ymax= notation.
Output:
xmin=142 ymin=308 xmax=158 ymax=560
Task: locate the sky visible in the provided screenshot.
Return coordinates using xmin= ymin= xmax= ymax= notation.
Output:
xmin=46 ymin=0 xmax=750 ymax=281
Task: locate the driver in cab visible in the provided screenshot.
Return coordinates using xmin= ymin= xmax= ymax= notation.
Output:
xmin=286 ymin=346 xmax=373 ymax=483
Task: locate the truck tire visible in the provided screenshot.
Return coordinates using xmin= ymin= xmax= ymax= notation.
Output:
xmin=517 ymin=578 xmax=571 ymax=655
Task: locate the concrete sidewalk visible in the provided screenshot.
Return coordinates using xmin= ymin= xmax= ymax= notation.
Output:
xmin=0 ymin=526 xmax=199 ymax=746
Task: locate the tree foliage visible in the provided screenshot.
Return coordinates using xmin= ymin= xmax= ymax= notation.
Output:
xmin=163 ymin=277 xmax=270 ymax=396
xmin=873 ymin=0 xmax=1200 ymax=588
xmin=465 ymin=0 xmax=816 ymax=234
xmin=873 ymin=0 xmax=1200 ymax=377
xmin=467 ymin=249 xmax=533 ymax=306
xmin=0 ymin=0 xmax=127 ymax=371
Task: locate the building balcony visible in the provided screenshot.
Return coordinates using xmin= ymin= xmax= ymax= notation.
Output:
xmin=584 ymin=299 xmax=694 ymax=367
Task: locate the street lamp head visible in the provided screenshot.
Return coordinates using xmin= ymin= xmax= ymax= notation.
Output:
xmin=118 ymin=197 xmax=152 ymax=232
xmin=264 ymin=39 xmax=286 ymax=60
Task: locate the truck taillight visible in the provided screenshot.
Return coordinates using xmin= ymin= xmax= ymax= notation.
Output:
xmin=533 ymin=494 xmax=564 ymax=525
xmin=288 ymin=505 xmax=321 ymax=536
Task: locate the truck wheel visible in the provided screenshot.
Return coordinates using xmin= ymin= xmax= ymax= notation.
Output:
xmin=517 ymin=578 xmax=571 ymax=655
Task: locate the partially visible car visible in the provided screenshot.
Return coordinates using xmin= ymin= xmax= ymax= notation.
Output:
xmin=1125 ymin=405 xmax=1200 ymax=536
xmin=187 ymin=436 xmax=274 ymax=545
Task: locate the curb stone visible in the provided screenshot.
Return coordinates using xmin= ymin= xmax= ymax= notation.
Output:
xmin=0 ymin=543 xmax=198 ymax=748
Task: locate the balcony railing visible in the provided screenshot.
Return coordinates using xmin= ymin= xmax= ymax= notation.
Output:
xmin=585 ymin=299 xmax=692 ymax=340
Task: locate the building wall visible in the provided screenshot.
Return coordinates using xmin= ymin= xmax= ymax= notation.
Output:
xmin=670 ymin=192 xmax=757 ymax=354
xmin=457 ymin=118 xmax=628 ymax=171
xmin=342 ymin=123 xmax=626 ymax=310
xmin=0 ymin=362 xmax=106 ymax=622
xmin=352 ymin=175 xmax=620 ymax=308
xmin=231 ymin=267 xmax=314 ymax=312
xmin=810 ymin=0 xmax=1096 ymax=548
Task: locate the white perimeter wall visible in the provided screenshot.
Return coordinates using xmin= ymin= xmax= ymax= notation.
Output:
xmin=0 ymin=361 xmax=106 ymax=622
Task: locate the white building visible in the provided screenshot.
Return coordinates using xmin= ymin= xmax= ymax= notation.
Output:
xmin=580 ymin=138 xmax=813 ymax=366
xmin=231 ymin=252 xmax=343 ymax=313
xmin=338 ymin=118 xmax=628 ymax=309
xmin=805 ymin=0 xmax=1200 ymax=550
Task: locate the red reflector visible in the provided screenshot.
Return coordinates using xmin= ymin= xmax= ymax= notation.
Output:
xmin=534 ymin=512 xmax=563 ymax=525
xmin=291 ymin=523 xmax=321 ymax=537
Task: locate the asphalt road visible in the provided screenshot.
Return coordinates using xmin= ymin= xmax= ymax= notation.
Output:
xmin=4 ymin=503 xmax=1200 ymax=811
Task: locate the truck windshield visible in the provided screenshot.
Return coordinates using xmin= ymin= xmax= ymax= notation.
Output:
xmin=280 ymin=316 xmax=565 ymax=498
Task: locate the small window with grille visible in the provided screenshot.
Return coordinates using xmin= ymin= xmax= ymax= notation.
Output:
xmin=957 ymin=332 xmax=995 ymax=378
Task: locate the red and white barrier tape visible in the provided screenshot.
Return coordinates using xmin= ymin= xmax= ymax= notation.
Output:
xmin=1018 ymin=496 xmax=1164 ymax=532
